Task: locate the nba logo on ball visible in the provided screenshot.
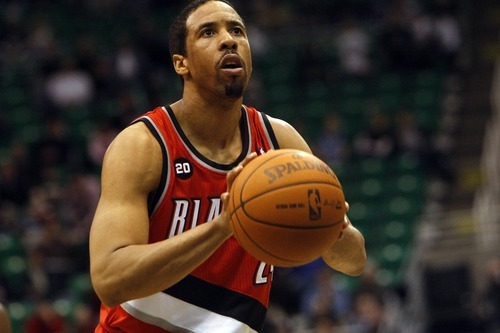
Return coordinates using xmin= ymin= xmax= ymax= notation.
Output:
xmin=308 ymin=189 xmax=321 ymax=220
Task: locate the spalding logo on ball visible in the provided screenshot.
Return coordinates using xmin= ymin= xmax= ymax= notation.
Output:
xmin=228 ymin=149 xmax=346 ymax=267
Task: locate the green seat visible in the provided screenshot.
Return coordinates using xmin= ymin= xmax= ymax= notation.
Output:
xmin=343 ymin=181 xmax=365 ymax=203
xmin=413 ymin=70 xmax=443 ymax=89
xmin=347 ymin=201 xmax=370 ymax=224
xmin=7 ymin=301 xmax=33 ymax=333
xmin=377 ymin=73 xmax=403 ymax=94
xmin=383 ymin=173 xmax=427 ymax=200
xmin=266 ymin=84 xmax=294 ymax=105
xmin=338 ymin=97 xmax=366 ymax=116
xmin=266 ymin=103 xmax=296 ymax=122
xmin=358 ymin=158 xmax=387 ymax=177
xmin=385 ymin=196 xmax=423 ymax=221
xmin=68 ymin=274 xmax=93 ymax=302
xmin=9 ymin=107 xmax=38 ymax=127
xmin=1 ymin=255 xmax=29 ymax=298
xmin=339 ymin=78 xmax=368 ymax=98
xmin=0 ymin=233 xmax=24 ymax=259
xmin=263 ymin=63 xmax=297 ymax=85
xmin=397 ymin=173 xmax=427 ymax=197
xmin=395 ymin=154 xmax=422 ymax=173
xmin=383 ymin=220 xmax=415 ymax=244
xmin=377 ymin=92 xmax=401 ymax=112
xmin=1 ymin=87 xmax=28 ymax=108
xmin=304 ymin=99 xmax=331 ymax=119
xmin=360 ymin=178 xmax=383 ymax=198
xmin=305 ymin=81 xmax=330 ymax=101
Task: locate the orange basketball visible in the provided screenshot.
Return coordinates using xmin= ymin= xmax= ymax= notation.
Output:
xmin=228 ymin=149 xmax=346 ymax=267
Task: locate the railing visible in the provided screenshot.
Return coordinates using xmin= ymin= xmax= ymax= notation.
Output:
xmin=473 ymin=59 xmax=500 ymax=252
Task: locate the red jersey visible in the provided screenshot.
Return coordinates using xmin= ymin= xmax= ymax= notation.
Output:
xmin=96 ymin=105 xmax=279 ymax=333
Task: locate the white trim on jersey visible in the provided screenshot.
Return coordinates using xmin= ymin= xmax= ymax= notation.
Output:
xmin=253 ymin=107 xmax=278 ymax=151
xmin=121 ymin=292 xmax=257 ymax=333
xmin=139 ymin=115 xmax=172 ymax=217
xmin=160 ymin=106 xmax=254 ymax=174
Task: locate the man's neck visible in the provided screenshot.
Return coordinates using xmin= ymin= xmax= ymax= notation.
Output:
xmin=170 ymin=97 xmax=244 ymax=163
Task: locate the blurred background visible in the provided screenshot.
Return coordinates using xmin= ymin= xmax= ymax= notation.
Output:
xmin=0 ymin=0 xmax=499 ymax=332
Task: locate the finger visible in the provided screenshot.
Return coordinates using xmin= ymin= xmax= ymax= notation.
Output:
xmin=240 ymin=152 xmax=258 ymax=167
xmin=342 ymin=214 xmax=350 ymax=230
xmin=220 ymin=192 xmax=230 ymax=205
xmin=226 ymin=165 xmax=243 ymax=190
xmin=226 ymin=152 xmax=258 ymax=189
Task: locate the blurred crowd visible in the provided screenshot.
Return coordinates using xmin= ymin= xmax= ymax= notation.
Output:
xmin=0 ymin=0 xmax=468 ymax=332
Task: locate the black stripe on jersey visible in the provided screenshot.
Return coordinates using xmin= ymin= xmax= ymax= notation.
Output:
xmin=164 ymin=106 xmax=250 ymax=170
xmin=132 ymin=118 xmax=169 ymax=217
xmin=260 ymin=113 xmax=280 ymax=149
xmin=163 ymin=275 xmax=267 ymax=332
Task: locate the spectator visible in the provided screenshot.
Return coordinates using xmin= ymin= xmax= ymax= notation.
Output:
xmin=310 ymin=314 xmax=339 ymax=333
xmin=378 ymin=8 xmax=417 ymax=71
xmin=115 ymin=91 xmax=143 ymax=129
xmin=434 ymin=12 xmax=461 ymax=70
xmin=335 ymin=17 xmax=371 ymax=77
xmin=0 ymin=303 xmax=12 ymax=333
xmin=26 ymin=247 xmax=50 ymax=299
xmin=300 ymin=266 xmax=352 ymax=328
xmin=25 ymin=300 xmax=68 ymax=333
xmin=349 ymin=291 xmax=387 ymax=333
xmin=297 ymin=42 xmax=328 ymax=84
xmin=74 ymin=34 xmax=99 ymax=78
xmin=44 ymin=59 xmax=94 ymax=108
xmin=135 ymin=19 xmax=173 ymax=105
xmin=0 ymin=142 xmax=31 ymax=206
xmin=86 ymin=118 xmax=120 ymax=169
xmin=74 ymin=303 xmax=98 ymax=333
xmin=394 ymin=107 xmax=431 ymax=158
xmin=33 ymin=215 xmax=75 ymax=297
xmin=114 ymin=37 xmax=144 ymax=85
xmin=395 ymin=107 xmax=455 ymax=183
xmin=30 ymin=117 xmax=74 ymax=184
xmin=61 ymin=172 xmax=100 ymax=272
xmin=410 ymin=11 xmax=440 ymax=69
xmin=90 ymin=56 xmax=119 ymax=103
xmin=353 ymin=110 xmax=397 ymax=159
xmin=314 ymin=113 xmax=350 ymax=166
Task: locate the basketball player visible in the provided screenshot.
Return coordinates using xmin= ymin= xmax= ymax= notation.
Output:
xmin=89 ymin=0 xmax=366 ymax=332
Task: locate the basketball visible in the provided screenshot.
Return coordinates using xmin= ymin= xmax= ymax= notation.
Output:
xmin=228 ymin=149 xmax=346 ymax=267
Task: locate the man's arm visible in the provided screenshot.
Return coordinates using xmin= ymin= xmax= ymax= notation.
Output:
xmin=321 ymin=214 xmax=366 ymax=276
xmin=269 ymin=116 xmax=366 ymax=276
xmin=89 ymin=123 xmax=251 ymax=308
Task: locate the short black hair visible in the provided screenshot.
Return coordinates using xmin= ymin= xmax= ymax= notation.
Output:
xmin=168 ymin=0 xmax=235 ymax=59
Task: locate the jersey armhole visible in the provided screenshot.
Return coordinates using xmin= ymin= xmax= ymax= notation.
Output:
xmin=260 ymin=112 xmax=280 ymax=149
xmin=132 ymin=118 xmax=169 ymax=217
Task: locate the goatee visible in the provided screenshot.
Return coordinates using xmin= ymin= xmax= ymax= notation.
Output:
xmin=224 ymin=81 xmax=245 ymax=98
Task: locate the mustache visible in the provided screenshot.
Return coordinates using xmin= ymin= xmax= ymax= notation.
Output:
xmin=217 ymin=50 xmax=244 ymax=67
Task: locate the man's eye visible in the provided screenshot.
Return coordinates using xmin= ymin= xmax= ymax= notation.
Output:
xmin=202 ymin=30 xmax=215 ymax=36
xmin=232 ymin=28 xmax=243 ymax=35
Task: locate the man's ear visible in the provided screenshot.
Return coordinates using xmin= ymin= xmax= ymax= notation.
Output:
xmin=173 ymin=54 xmax=189 ymax=76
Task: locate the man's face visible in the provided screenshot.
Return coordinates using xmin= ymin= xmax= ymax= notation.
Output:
xmin=183 ymin=1 xmax=252 ymax=99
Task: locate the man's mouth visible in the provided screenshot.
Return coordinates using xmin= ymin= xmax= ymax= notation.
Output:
xmin=220 ymin=54 xmax=243 ymax=74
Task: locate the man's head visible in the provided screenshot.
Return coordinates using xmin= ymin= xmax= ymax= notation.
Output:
xmin=168 ymin=0 xmax=252 ymax=99
xmin=168 ymin=0 xmax=236 ymax=59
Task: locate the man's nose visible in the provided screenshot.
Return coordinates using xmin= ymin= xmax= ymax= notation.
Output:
xmin=219 ymin=31 xmax=237 ymax=51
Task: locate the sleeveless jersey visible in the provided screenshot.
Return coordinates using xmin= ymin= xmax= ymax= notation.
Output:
xmin=96 ymin=105 xmax=279 ymax=333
